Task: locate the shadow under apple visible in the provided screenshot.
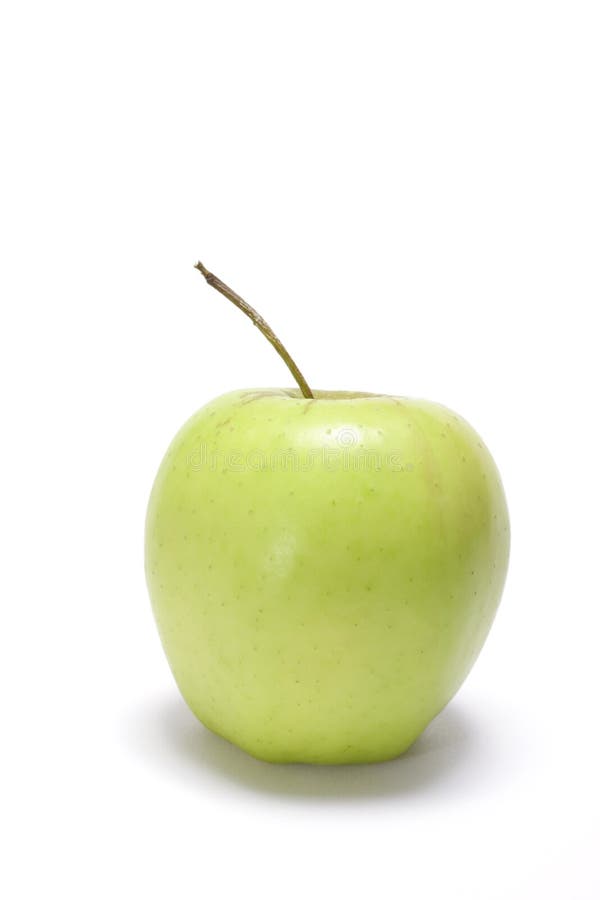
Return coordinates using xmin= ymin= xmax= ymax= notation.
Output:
xmin=123 ymin=692 xmax=500 ymax=803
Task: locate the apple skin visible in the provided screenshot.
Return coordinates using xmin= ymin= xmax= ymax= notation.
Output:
xmin=145 ymin=389 xmax=509 ymax=764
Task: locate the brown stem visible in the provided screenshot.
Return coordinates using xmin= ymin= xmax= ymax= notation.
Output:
xmin=194 ymin=261 xmax=314 ymax=399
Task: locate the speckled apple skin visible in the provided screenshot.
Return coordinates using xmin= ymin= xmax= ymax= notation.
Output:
xmin=145 ymin=389 xmax=509 ymax=764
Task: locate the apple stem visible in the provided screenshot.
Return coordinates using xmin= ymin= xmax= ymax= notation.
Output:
xmin=194 ymin=261 xmax=314 ymax=399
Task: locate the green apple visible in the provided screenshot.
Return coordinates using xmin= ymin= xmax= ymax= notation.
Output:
xmin=145 ymin=265 xmax=509 ymax=764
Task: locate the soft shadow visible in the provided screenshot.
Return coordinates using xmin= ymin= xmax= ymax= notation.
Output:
xmin=123 ymin=694 xmax=488 ymax=803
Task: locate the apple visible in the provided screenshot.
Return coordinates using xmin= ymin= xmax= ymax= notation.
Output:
xmin=145 ymin=264 xmax=509 ymax=764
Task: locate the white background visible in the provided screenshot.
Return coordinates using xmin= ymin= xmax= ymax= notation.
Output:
xmin=1 ymin=2 xmax=599 ymax=897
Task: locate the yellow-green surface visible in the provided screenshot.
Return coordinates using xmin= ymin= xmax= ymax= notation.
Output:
xmin=145 ymin=389 xmax=509 ymax=764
